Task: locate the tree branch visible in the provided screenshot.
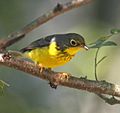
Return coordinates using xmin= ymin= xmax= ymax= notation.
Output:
xmin=0 ymin=53 xmax=120 ymax=98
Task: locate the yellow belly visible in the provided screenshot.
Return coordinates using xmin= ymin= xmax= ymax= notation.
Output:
xmin=25 ymin=47 xmax=74 ymax=68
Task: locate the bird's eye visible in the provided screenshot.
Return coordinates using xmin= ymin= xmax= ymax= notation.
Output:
xmin=70 ymin=39 xmax=77 ymax=46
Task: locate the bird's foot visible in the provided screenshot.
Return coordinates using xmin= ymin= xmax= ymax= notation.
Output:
xmin=37 ymin=64 xmax=46 ymax=73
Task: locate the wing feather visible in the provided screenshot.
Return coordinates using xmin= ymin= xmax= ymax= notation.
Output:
xmin=20 ymin=35 xmax=55 ymax=52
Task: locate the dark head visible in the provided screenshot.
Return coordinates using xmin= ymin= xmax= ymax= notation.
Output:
xmin=53 ymin=33 xmax=88 ymax=51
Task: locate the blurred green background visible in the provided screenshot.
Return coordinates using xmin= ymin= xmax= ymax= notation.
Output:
xmin=0 ymin=0 xmax=120 ymax=113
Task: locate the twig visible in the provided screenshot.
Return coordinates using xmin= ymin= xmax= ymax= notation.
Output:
xmin=96 ymin=94 xmax=120 ymax=105
xmin=94 ymin=48 xmax=100 ymax=81
xmin=93 ymin=45 xmax=120 ymax=104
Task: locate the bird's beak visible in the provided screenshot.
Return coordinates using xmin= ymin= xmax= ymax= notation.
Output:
xmin=83 ymin=45 xmax=89 ymax=50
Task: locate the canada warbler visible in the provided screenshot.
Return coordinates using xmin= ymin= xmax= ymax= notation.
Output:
xmin=20 ymin=33 xmax=88 ymax=68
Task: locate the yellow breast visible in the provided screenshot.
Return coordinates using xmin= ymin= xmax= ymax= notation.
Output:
xmin=25 ymin=47 xmax=74 ymax=68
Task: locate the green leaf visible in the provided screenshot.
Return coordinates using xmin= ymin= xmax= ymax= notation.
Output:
xmin=111 ymin=29 xmax=120 ymax=34
xmin=89 ymin=34 xmax=113 ymax=48
xmin=89 ymin=41 xmax=117 ymax=48
xmin=97 ymin=56 xmax=107 ymax=66
xmin=89 ymin=29 xmax=119 ymax=49
xmin=102 ymin=41 xmax=117 ymax=46
xmin=89 ymin=43 xmax=102 ymax=48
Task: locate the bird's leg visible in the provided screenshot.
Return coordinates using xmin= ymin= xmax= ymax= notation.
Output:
xmin=35 ymin=63 xmax=45 ymax=73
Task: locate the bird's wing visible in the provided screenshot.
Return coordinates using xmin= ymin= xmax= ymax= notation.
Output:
xmin=20 ymin=35 xmax=56 ymax=52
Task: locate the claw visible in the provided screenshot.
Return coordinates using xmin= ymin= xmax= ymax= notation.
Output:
xmin=37 ymin=63 xmax=45 ymax=73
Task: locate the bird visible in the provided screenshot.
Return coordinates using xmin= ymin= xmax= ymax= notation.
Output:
xmin=8 ymin=33 xmax=88 ymax=88
xmin=20 ymin=33 xmax=88 ymax=69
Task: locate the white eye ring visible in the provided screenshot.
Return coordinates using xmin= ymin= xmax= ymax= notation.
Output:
xmin=70 ymin=39 xmax=77 ymax=46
